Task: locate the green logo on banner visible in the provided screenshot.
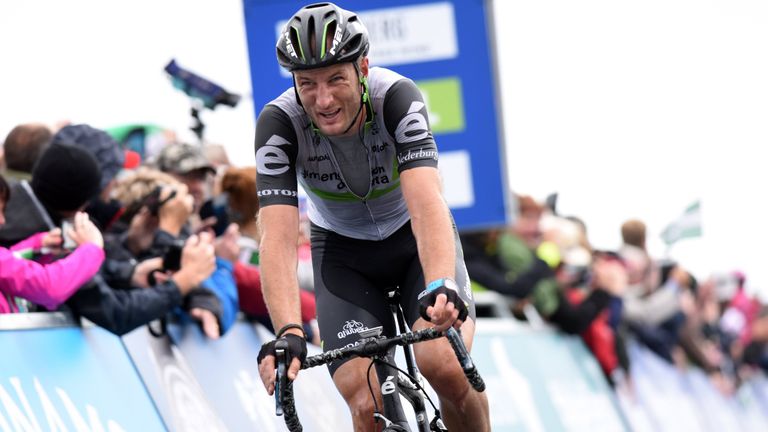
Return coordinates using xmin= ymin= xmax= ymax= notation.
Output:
xmin=415 ymin=77 xmax=465 ymax=134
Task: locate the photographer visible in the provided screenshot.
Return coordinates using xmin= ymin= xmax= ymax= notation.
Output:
xmin=105 ymin=167 xmax=238 ymax=337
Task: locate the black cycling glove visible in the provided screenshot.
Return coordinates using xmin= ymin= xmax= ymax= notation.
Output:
xmin=418 ymin=278 xmax=469 ymax=322
xmin=258 ymin=333 xmax=307 ymax=368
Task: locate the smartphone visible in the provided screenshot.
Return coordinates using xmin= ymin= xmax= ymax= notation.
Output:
xmin=61 ymin=219 xmax=76 ymax=250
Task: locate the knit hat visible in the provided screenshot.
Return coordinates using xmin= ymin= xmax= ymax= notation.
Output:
xmin=31 ymin=143 xmax=102 ymax=212
xmin=52 ymin=124 xmax=125 ymax=190
xmin=154 ymin=143 xmax=215 ymax=175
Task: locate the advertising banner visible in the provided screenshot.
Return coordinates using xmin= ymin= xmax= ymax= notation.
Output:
xmin=0 ymin=323 xmax=165 ymax=432
xmin=471 ymin=319 xmax=628 ymax=431
xmin=166 ymin=321 xmax=352 ymax=432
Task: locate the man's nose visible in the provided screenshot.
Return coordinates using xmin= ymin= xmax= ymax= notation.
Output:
xmin=316 ymin=84 xmax=333 ymax=107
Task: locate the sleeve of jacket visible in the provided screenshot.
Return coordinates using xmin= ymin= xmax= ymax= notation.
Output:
xmin=0 ymin=243 xmax=105 ymax=311
xmin=199 ymin=258 xmax=239 ymax=335
xmin=65 ymin=274 xmax=183 ymax=336
xmin=9 ymin=232 xmax=45 ymax=252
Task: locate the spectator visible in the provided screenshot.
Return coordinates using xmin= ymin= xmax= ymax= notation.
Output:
xmin=153 ymin=142 xmax=219 ymax=232
xmin=0 ymin=143 xmax=102 ymax=247
xmin=1 ymin=123 xmax=52 ymax=181
xmin=51 ymin=124 xmax=129 ymax=230
xmin=108 ymin=167 xmax=238 ymax=337
xmin=0 ymin=174 xmax=104 ymax=314
xmin=0 ymin=144 xmax=217 ymax=335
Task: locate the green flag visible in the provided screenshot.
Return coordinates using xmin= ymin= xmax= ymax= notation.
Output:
xmin=661 ymin=201 xmax=702 ymax=245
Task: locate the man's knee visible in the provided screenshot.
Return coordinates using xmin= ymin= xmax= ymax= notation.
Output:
xmin=333 ymin=358 xmax=378 ymax=417
xmin=413 ymin=320 xmax=477 ymax=398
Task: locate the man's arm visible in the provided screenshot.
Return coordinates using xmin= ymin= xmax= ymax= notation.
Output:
xmin=401 ymin=167 xmax=455 ymax=283
xmin=401 ymin=166 xmax=461 ymax=328
xmin=258 ymin=204 xmax=303 ymax=336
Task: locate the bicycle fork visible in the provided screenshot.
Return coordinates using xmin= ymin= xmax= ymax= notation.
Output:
xmin=373 ymin=348 xmax=411 ymax=431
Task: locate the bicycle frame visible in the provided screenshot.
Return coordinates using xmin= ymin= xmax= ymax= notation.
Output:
xmin=369 ymin=296 xmax=436 ymax=432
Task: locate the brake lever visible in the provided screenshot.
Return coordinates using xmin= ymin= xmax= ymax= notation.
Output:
xmin=275 ymin=339 xmax=289 ymax=416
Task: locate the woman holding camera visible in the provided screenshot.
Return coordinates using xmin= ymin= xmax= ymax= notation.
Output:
xmin=0 ymin=174 xmax=105 ymax=314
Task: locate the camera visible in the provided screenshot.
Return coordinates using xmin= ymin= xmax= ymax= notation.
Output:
xmin=142 ymin=186 xmax=177 ymax=217
xmin=164 ymin=59 xmax=241 ymax=110
xmin=162 ymin=240 xmax=185 ymax=271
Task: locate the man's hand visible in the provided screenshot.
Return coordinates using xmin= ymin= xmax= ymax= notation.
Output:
xmin=132 ymin=257 xmax=163 ymax=288
xmin=214 ymin=223 xmax=241 ymax=263
xmin=190 ymin=307 xmax=221 ymax=339
xmin=258 ymin=333 xmax=307 ymax=395
xmin=418 ymin=278 xmax=468 ymax=331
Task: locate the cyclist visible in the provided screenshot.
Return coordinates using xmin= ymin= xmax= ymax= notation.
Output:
xmin=256 ymin=3 xmax=490 ymax=431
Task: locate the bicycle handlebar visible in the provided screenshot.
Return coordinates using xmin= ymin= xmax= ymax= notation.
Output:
xmin=303 ymin=327 xmax=443 ymax=369
xmin=444 ymin=327 xmax=486 ymax=392
xmin=275 ymin=326 xmax=484 ymax=432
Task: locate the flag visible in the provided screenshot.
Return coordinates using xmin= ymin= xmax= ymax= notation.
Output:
xmin=661 ymin=201 xmax=702 ymax=245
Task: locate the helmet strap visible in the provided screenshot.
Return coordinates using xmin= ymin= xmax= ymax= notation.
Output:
xmin=340 ymin=61 xmax=370 ymax=135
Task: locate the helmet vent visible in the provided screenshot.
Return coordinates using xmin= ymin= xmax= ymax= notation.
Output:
xmin=346 ymin=34 xmax=362 ymax=54
xmin=308 ymin=16 xmax=317 ymax=58
xmin=306 ymin=2 xmax=330 ymax=9
xmin=323 ymin=20 xmax=337 ymax=58
xmin=289 ymin=26 xmax=303 ymax=60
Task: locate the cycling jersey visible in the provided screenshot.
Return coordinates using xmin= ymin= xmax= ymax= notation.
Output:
xmin=255 ymin=67 xmax=439 ymax=241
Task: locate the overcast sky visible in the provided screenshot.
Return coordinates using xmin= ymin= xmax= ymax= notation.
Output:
xmin=1 ymin=0 xmax=767 ymax=296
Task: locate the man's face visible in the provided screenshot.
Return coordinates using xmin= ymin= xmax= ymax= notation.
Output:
xmin=175 ymin=169 xmax=209 ymax=212
xmin=294 ymin=59 xmax=367 ymax=137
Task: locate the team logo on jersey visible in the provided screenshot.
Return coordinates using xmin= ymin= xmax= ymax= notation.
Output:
xmin=256 ymin=135 xmax=291 ymax=175
xmin=397 ymin=148 xmax=438 ymax=165
xmin=337 ymin=320 xmax=369 ymax=339
xmin=395 ymin=101 xmax=430 ymax=143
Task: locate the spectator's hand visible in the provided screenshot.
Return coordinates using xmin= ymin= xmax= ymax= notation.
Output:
xmin=125 ymin=207 xmax=160 ymax=255
xmin=42 ymin=227 xmax=63 ymax=249
xmin=158 ymin=185 xmax=193 ymax=236
xmin=67 ymin=212 xmax=104 ymax=249
xmin=190 ymin=307 xmax=221 ymax=339
xmin=214 ymin=223 xmax=241 ymax=262
xmin=171 ymin=233 xmax=216 ymax=295
xmin=132 ymin=257 xmax=163 ymax=288
xmin=591 ymin=255 xmax=628 ymax=296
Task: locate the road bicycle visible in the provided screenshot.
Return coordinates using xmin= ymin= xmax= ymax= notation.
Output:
xmin=274 ymin=292 xmax=485 ymax=431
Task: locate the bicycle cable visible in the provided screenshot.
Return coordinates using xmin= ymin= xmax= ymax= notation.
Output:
xmin=373 ymin=358 xmax=441 ymax=413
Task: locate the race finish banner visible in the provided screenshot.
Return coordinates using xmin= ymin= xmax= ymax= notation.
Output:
xmin=243 ymin=0 xmax=509 ymax=229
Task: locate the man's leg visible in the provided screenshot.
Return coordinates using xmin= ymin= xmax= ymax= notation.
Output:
xmin=412 ymin=318 xmax=491 ymax=432
xmin=332 ymin=358 xmax=383 ymax=432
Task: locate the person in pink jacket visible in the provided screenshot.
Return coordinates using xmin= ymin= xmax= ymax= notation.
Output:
xmin=0 ymin=174 xmax=105 ymax=313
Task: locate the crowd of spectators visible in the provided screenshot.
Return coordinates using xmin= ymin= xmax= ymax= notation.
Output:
xmin=0 ymin=121 xmax=317 ymax=343
xmin=1 ymin=120 xmax=765 ymax=400
xmin=461 ymin=192 xmax=768 ymax=395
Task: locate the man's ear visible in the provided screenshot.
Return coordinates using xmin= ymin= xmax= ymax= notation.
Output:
xmin=360 ymin=56 xmax=369 ymax=77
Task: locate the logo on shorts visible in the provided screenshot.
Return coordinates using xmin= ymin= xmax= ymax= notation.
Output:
xmin=337 ymin=320 xmax=369 ymax=339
